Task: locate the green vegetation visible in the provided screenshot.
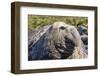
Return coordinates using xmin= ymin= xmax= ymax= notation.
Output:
xmin=28 ymin=15 xmax=88 ymax=29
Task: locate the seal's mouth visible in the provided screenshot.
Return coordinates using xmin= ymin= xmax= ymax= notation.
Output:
xmin=54 ymin=37 xmax=75 ymax=59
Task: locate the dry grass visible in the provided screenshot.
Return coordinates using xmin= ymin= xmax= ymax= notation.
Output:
xmin=28 ymin=15 xmax=88 ymax=29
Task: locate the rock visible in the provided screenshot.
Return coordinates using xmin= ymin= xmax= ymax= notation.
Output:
xmin=77 ymin=25 xmax=88 ymax=35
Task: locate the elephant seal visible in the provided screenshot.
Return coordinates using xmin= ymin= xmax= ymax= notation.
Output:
xmin=28 ymin=22 xmax=87 ymax=60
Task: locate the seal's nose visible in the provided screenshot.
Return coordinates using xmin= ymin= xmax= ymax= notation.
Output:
xmin=59 ymin=26 xmax=65 ymax=30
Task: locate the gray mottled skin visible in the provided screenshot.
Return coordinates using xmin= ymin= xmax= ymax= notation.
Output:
xmin=28 ymin=22 xmax=87 ymax=60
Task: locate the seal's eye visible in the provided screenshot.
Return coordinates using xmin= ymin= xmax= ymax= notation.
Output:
xmin=59 ymin=26 xmax=65 ymax=30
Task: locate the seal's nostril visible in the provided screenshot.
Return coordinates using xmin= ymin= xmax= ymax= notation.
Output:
xmin=59 ymin=26 xmax=65 ymax=30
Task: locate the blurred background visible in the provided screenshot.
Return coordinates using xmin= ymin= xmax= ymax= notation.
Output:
xmin=28 ymin=15 xmax=88 ymax=29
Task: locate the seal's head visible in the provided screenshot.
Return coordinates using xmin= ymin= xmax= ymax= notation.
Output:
xmin=48 ymin=22 xmax=76 ymax=58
